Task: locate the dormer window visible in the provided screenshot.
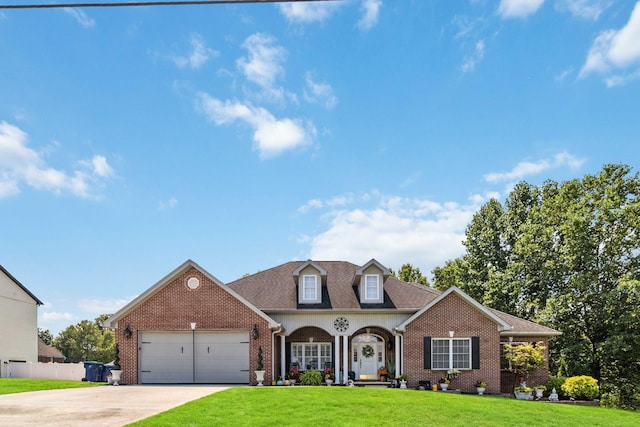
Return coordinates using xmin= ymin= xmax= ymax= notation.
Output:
xmin=303 ymin=275 xmax=318 ymax=301
xmin=365 ymin=275 xmax=379 ymax=300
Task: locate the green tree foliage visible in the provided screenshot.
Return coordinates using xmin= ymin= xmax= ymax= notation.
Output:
xmin=504 ymin=342 xmax=546 ymax=384
xmin=432 ymin=164 xmax=640 ymax=408
xmin=53 ymin=315 xmax=115 ymax=363
xmin=38 ymin=328 xmax=54 ymax=346
xmin=391 ymin=263 xmax=429 ymax=286
xmin=562 ymin=375 xmax=600 ymax=400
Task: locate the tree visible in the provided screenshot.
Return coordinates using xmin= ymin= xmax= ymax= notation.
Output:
xmin=53 ymin=315 xmax=115 ymax=363
xmin=38 ymin=328 xmax=54 ymax=346
xmin=504 ymin=341 xmax=546 ymax=386
xmin=391 ymin=263 xmax=429 ymax=286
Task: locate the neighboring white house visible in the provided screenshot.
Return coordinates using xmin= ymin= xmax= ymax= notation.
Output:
xmin=0 ymin=265 xmax=43 ymax=378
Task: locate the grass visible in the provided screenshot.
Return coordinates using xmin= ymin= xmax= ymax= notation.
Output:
xmin=129 ymin=387 xmax=640 ymax=427
xmin=0 ymin=378 xmax=101 ymax=395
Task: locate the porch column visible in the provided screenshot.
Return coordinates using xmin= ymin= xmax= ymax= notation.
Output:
xmin=395 ymin=334 xmax=401 ymax=377
xmin=334 ymin=335 xmax=340 ymax=383
xmin=280 ymin=335 xmax=286 ymax=379
xmin=342 ymin=335 xmax=349 ymax=383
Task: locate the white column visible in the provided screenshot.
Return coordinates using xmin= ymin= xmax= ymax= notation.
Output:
xmin=342 ymin=335 xmax=349 ymax=383
xmin=280 ymin=335 xmax=286 ymax=380
xmin=334 ymin=335 xmax=340 ymax=382
xmin=395 ymin=334 xmax=401 ymax=377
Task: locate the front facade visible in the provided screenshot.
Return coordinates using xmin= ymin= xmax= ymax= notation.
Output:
xmin=0 ymin=265 xmax=43 ymax=377
xmin=106 ymin=259 xmax=559 ymax=393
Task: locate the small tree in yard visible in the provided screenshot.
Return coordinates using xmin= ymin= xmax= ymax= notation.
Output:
xmin=505 ymin=341 xmax=546 ymax=388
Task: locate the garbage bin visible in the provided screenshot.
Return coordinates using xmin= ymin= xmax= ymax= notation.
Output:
xmin=83 ymin=361 xmax=104 ymax=382
xmin=101 ymin=364 xmax=115 ymax=382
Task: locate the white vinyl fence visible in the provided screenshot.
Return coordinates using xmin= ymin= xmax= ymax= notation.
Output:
xmin=6 ymin=361 xmax=85 ymax=381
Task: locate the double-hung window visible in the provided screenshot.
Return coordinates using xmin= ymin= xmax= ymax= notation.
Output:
xmin=365 ymin=275 xmax=379 ymax=300
xmin=291 ymin=343 xmax=332 ymax=371
xmin=302 ymin=275 xmax=317 ymax=301
xmin=432 ymin=338 xmax=471 ymax=370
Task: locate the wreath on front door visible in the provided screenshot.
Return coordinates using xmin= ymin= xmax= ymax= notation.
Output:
xmin=362 ymin=344 xmax=375 ymax=358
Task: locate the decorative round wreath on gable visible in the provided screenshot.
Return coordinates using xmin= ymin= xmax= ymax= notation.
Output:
xmin=362 ymin=344 xmax=375 ymax=358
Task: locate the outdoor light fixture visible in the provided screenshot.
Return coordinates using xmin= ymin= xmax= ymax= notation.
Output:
xmin=190 ymin=322 xmax=197 ymax=330
xmin=123 ymin=325 xmax=132 ymax=339
xmin=449 ymin=330 xmax=455 ymax=338
xmin=252 ymin=324 xmax=259 ymax=340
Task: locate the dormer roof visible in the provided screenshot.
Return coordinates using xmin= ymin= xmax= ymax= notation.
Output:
xmin=353 ymin=258 xmax=390 ymax=286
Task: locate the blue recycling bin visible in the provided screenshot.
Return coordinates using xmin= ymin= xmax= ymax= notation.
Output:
xmin=101 ymin=364 xmax=115 ymax=382
xmin=83 ymin=361 xmax=104 ymax=382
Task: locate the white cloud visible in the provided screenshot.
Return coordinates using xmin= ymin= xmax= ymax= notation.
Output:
xmin=277 ymin=2 xmax=342 ymax=24
xmin=461 ymin=39 xmax=486 ymax=73
xmin=42 ymin=311 xmax=76 ymax=322
xmin=555 ymin=0 xmax=611 ymax=20
xmin=237 ymin=33 xmax=286 ymax=89
xmin=483 ymin=151 xmax=584 ymax=183
xmin=306 ymin=193 xmax=486 ymax=278
xmin=159 ymin=197 xmax=178 ymax=210
xmin=304 ymin=72 xmax=338 ymax=109
xmin=357 ymin=0 xmax=382 ymax=31
xmin=197 ymin=94 xmax=314 ymax=159
xmin=497 ymin=0 xmax=545 ymax=19
xmin=579 ymin=2 xmax=640 ymax=85
xmin=171 ymin=34 xmax=219 ymax=70
xmin=63 ymin=8 xmax=95 ymax=28
xmin=0 ymin=122 xmax=114 ymax=199
xmin=554 ymin=67 xmax=574 ymax=83
xmin=77 ymin=297 xmax=133 ymax=314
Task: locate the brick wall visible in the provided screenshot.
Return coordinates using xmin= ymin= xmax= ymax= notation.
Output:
xmin=404 ymin=293 xmax=502 ymax=393
xmin=115 ymin=266 xmax=272 ymax=385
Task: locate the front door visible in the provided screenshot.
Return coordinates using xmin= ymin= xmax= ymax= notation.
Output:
xmin=353 ymin=342 xmax=380 ymax=380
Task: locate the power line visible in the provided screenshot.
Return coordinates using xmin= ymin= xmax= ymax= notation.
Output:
xmin=0 ymin=0 xmax=340 ymax=10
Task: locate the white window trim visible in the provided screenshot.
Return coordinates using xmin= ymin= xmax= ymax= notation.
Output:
xmin=364 ymin=274 xmax=380 ymax=300
xmin=291 ymin=342 xmax=332 ymax=371
xmin=431 ymin=338 xmax=471 ymax=370
xmin=302 ymin=275 xmax=318 ymax=301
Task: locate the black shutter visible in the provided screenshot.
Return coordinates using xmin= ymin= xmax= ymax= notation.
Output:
xmin=472 ymin=336 xmax=480 ymax=369
xmin=286 ymin=342 xmax=292 ymax=371
xmin=424 ymin=337 xmax=431 ymax=369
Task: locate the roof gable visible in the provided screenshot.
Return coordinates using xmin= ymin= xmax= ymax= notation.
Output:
xmin=0 ymin=264 xmax=43 ymax=305
xmin=104 ymin=259 xmax=279 ymax=329
xmin=397 ymin=286 xmax=511 ymax=332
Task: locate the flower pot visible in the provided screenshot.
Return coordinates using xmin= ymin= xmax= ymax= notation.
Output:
xmin=439 ymin=383 xmax=449 ymax=391
xmin=326 ymin=379 xmax=333 ymax=386
xmin=400 ymin=380 xmax=407 ymax=389
xmin=289 ymin=379 xmax=296 ymax=386
xmin=515 ymin=391 xmax=532 ymax=400
xmin=535 ymin=388 xmax=544 ymax=399
xmin=255 ymin=370 xmax=266 ymax=386
xmin=476 ymin=387 xmax=486 ymax=395
xmin=110 ymin=370 xmax=122 ymax=386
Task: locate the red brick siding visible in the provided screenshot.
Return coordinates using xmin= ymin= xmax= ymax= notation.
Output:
xmin=115 ymin=267 xmax=272 ymax=385
xmin=404 ymin=293 xmax=502 ymax=393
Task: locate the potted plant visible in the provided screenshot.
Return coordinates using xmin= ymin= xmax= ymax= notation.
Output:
xmin=110 ymin=343 xmax=122 ymax=386
xmin=255 ymin=346 xmax=266 ymax=386
xmin=439 ymin=377 xmax=450 ymax=391
xmin=377 ymin=366 xmax=388 ymax=381
xmin=475 ymin=381 xmax=487 ymax=395
xmin=323 ymin=367 xmax=335 ymax=386
xmin=397 ymin=374 xmax=408 ymax=389
xmin=288 ymin=366 xmax=299 ymax=386
xmin=534 ymin=385 xmax=546 ymax=399
xmin=514 ymin=385 xmax=533 ymax=400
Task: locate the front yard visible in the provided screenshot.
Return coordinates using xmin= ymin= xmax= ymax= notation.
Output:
xmin=129 ymin=387 xmax=640 ymax=427
xmin=0 ymin=378 xmax=100 ymax=395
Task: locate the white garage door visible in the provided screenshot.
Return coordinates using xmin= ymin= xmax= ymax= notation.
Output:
xmin=139 ymin=331 xmax=250 ymax=384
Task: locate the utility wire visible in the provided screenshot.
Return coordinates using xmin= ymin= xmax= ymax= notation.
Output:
xmin=0 ymin=0 xmax=340 ymax=9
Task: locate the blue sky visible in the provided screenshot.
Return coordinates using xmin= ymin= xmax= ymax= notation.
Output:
xmin=1 ymin=0 xmax=639 ymax=334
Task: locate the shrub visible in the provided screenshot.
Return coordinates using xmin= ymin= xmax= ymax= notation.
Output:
xmin=299 ymin=370 xmax=323 ymax=386
xmin=547 ymin=376 xmax=568 ymax=399
xmin=600 ymin=380 xmax=640 ymax=410
xmin=561 ymin=375 xmax=599 ymax=400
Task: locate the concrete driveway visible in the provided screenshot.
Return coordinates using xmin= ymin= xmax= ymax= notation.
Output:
xmin=0 ymin=384 xmax=229 ymax=426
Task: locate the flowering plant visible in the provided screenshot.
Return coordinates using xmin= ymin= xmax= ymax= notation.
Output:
xmin=323 ymin=367 xmax=335 ymax=381
xmin=377 ymin=366 xmax=388 ymax=375
xmin=439 ymin=377 xmax=450 ymax=384
xmin=475 ymin=381 xmax=487 ymax=388
xmin=446 ymin=369 xmax=461 ymax=379
xmin=288 ymin=366 xmax=299 ymax=380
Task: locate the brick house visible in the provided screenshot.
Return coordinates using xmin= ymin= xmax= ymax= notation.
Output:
xmin=105 ymin=259 xmax=559 ymax=393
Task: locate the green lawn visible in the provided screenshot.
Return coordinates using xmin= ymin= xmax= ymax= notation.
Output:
xmin=129 ymin=387 xmax=640 ymax=427
xmin=0 ymin=378 xmax=101 ymax=395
